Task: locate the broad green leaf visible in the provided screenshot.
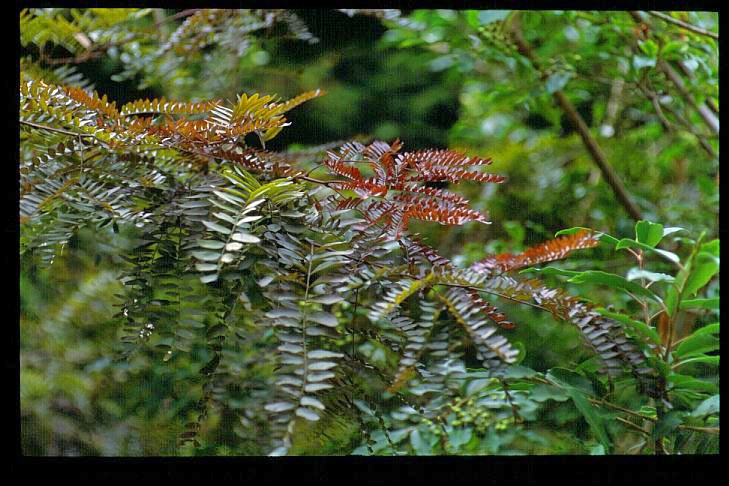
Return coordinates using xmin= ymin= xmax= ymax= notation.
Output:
xmin=700 ymin=239 xmax=719 ymax=257
xmin=307 ymin=361 xmax=337 ymax=371
xmin=691 ymin=322 xmax=720 ymax=337
xmin=504 ymin=365 xmax=538 ymax=380
xmin=595 ymin=308 xmax=660 ymax=345
xmin=225 ymin=242 xmax=243 ymax=251
xmin=546 ymin=368 xmax=595 ymax=396
xmin=680 ymin=297 xmax=719 ymax=310
xmin=520 ymin=266 xmax=579 ymax=278
xmin=529 ymin=384 xmax=570 ymax=402
xmin=525 ymin=267 xmax=661 ymax=302
xmin=237 ymin=215 xmax=263 ymax=224
xmin=565 ymin=388 xmax=612 ymax=452
xmin=447 ymin=426 xmax=473 ymax=449
xmin=265 ymin=401 xmax=295 ymax=412
xmin=625 ymin=268 xmax=675 ymax=283
xmin=195 ymin=263 xmax=218 ymax=272
xmin=633 ymin=55 xmax=656 ymax=70
xmin=669 ymin=374 xmax=719 ymax=393
xmin=567 ymin=270 xmax=662 ymax=302
xmin=615 ymin=238 xmax=680 ymax=264
xmin=673 ymin=354 xmax=719 ymax=369
xmin=683 ymin=252 xmax=719 ymax=297
xmin=675 ymin=332 xmax=718 ymax=358
xmin=301 ymin=396 xmax=325 ymax=410
xmin=409 ymin=428 xmax=432 ymax=455
xmin=691 ymin=395 xmax=719 ymax=418
xmin=308 ymin=350 xmax=344 ymax=359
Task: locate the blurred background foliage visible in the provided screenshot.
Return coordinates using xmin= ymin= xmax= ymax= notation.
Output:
xmin=20 ymin=8 xmax=718 ymax=455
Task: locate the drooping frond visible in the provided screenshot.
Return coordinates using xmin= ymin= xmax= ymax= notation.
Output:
xmin=436 ymin=288 xmax=520 ymax=372
xmin=484 ymin=275 xmax=656 ymax=382
xmin=20 ymin=79 xmax=324 ymax=161
xmin=321 ymin=140 xmax=503 ymax=237
xmin=190 ymin=166 xmax=303 ymax=284
xmin=472 ymin=229 xmax=599 ymax=274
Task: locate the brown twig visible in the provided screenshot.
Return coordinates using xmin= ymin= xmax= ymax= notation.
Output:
xmin=647 ymin=11 xmax=718 ymax=40
xmin=508 ymin=16 xmax=644 ymax=221
xmin=629 ymin=12 xmax=719 ymax=137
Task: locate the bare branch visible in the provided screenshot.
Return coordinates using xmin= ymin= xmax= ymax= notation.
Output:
xmin=647 ymin=11 xmax=718 ymax=40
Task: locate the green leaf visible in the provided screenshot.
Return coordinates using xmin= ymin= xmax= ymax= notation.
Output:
xmin=202 ymin=220 xmax=231 ymax=234
xmin=310 ymin=294 xmax=344 ymax=305
xmin=308 ymin=311 xmax=338 ymax=328
xmin=231 ymin=232 xmax=261 ymax=244
xmin=683 ymin=252 xmax=719 ymax=297
xmin=662 ymin=226 xmax=687 ymax=238
xmin=651 ymin=411 xmax=684 ymax=440
xmin=589 ymin=444 xmax=606 ymax=455
xmin=680 ymin=297 xmax=719 ymax=310
xmin=625 ymin=268 xmax=675 ymax=284
xmin=199 ymin=274 xmax=218 ymax=284
xmin=195 ymin=263 xmax=218 ymax=272
xmin=595 ymin=308 xmax=660 ymax=345
xmin=520 ymin=266 xmax=579 ymax=278
xmin=197 ymin=239 xmax=225 ymax=250
xmin=503 ymin=365 xmax=538 ymax=380
xmin=691 ymin=395 xmax=719 ymax=418
xmin=567 ymin=270 xmax=662 ymax=302
xmin=526 ymin=267 xmax=661 ymax=302
xmin=546 ymin=368 xmax=595 ymax=396
xmin=477 ymin=10 xmax=510 ymax=25
xmin=409 ymin=428 xmax=432 ymax=455
xmin=675 ymin=333 xmax=718 ymax=358
xmin=669 ymin=374 xmax=718 ymax=393
xmin=446 ymin=427 xmax=473 ymax=449
xmin=673 ymin=354 xmax=719 ymax=369
xmin=545 ymin=71 xmax=573 ymax=94
xmin=565 ymin=388 xmax=612 ymax=452
xmin=529 ymin=384 xmax=570 ymax=402
xmin=638 ymin=39 xmax=659 ymax=57
xmin=700 ymin=239 xmax=719 ymax=257
xmin=615 ymin=239 xmax=680 ymax=264
xmin=692 ymin=322 xmax=719 ymax=337
xmin=633 ymin=55 xmax=656 ymax=70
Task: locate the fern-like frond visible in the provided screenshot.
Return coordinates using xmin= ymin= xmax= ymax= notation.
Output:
xmin=321 ymin=140 xmax=502 ymax=236
xmin=472 ymin=229 xmax=599 ymax=274
xmin=437 ymin=288 xmax=519 ymax=372
xmin=485 ymin=275 xmax=654 ymax=380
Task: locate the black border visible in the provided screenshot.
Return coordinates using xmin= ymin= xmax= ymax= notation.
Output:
xmin=9 ymin=1 xmax=724 ymax=483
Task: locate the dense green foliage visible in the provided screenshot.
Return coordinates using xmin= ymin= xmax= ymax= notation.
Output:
xmin=20 ymin=9 xmax=718 ymax=456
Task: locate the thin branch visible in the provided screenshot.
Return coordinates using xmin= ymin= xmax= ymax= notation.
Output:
xmin=508 ymin=16 xmax=644 ymax=221
xmin=629 ymin=12 xmax=719 ymax=137
xmin=647 ymin=11 xmax=718 ymax=40
xmin=20 ymin=120 xmax=97 ymax=139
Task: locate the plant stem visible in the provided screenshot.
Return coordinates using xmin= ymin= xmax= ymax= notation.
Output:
xmin=508 ymin=16 xmax=644 ymax=221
